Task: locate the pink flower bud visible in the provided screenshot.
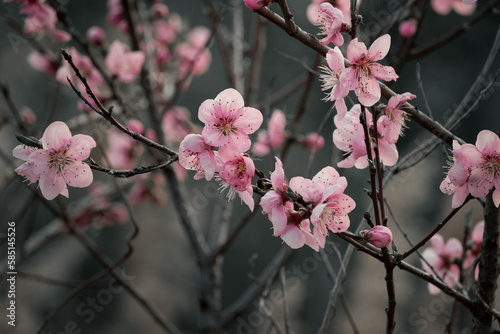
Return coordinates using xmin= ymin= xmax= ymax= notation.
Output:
xmin=243 ymin=0 xmax=271 ymax=10
xmin=398 ymin=19 xmax=417 ymax=39
xmin=362 ymin=226 xmax=393 ymax=248
xmin=150 ymin=3 xmax=169 ymax=19
xmin=298 ymin=133 xmax=325 ymax=152
xmin=20 ymin=107 xmax=36 ymax=125
xmin=86 ymin=26 xmax=106 ymax=46
xmin=127 ymin=120 xmax=144 ymax=134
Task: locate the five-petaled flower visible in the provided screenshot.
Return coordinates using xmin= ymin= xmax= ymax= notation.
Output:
xmin=319 ymin=47 xmax=349 ymax=119
xmin=198 ymin=88 xmax=263 ymax=152
xmin=316 ymin=2 xmax=345 ymax=47
xmin=14 ymin=121 xmax=96 ymax=200
xmin=340 ymin=34 xmax=398 ymax=107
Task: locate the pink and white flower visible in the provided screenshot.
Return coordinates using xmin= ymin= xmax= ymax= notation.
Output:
xmin=12 ymin=144 xmax=40 ymax=184
xmin=179 ymin=134 xmax=217 ymax=181
xmin=19 ymin=121 xmax=96 ymax=200
xmin=340 ymin=34 xmax=398 ymax=107
xmin=252 ymin=109 xmax=287 ymax=156
xmin=319 ymin=47 xmax=349 ymax=119
xmin=377 ymin=92 xmax=416 ymax=143
xmin=105 ymin=40 xmax=145 ymax=83
xmin=316 ymin=2 xmax=345 ymax=46
xmin=198 ymin=88 xmax=263 ymax=152
xmin=216 ymin=147 xmax=255 ymax=211
xmin=440 ymin=140 xmax=473 ymax=208
xmin=431 ymin=0 xmax=476 ymax=15
xmin=421 ymin=234 xmax=463 ymax=295
xmin=333 ymin=105 xmax=398 ymax=169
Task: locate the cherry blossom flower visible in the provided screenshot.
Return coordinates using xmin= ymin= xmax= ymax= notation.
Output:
xmin=198 ymin=88 xmax=263 ymax=152
xmin=298 ymin=133 xmax=325 ymax=152
xmin=87 ymin=26 xmax=106 ymax=46
xmin=162 ymin=106 xmax=200 ymax=145
xmin=463 ymin=220 xmax=483 ymax=270
xmin=333 ymin=105 xmax=398 ymax=169
xmin=440 ymin=140 xmax=473 ymax=208
xmin=107 ymin=0 xmax=128 ymax=32
xmin=466 ymin=130 xmax=500 ymax=206
xmin=176 ymin=27 xmax=212 ymax=78
xmin=10 ymin=0 xmax=71 ymax=41
xmin=150 ymin=3 xmax=169 ymax=18
xmin=431 ymin=0 xmax=476 ymax=15
xmin=28 ymin=51 xmax=58 ymax=75
xmin=377 ymin=92 xmax=416 ymax=143
xmin=252 ymin=109 xmax=287 ymax=156
xmin=216 ymin=147 xmax=255 ymax=211
xmin=243 ymin=0 xmax=271 ymax=10
xmin=319 ymin=47 xmax=349 ymax=119
xmin=178 ymin=134 xmax=217 ymax=181
xmin=399 ymin=19 xmax=417 ymax=38
xmin=291 ymin=166 xmax=355 ymax=247
xmin=106 ymin=120 xmax=144 ymax=169
xmin=307 ymin=0 xmax=355 ymax=25
xmin=361 ymin=226 xmax=393 ymax=248
xmin=105 ymin=40 xmax=145 ymax=83
xmin=340 ymin=34 xmax=398 ymax=107
xmin=421 ymin=234 xmax=462 ymax=295
xmin=23 ymin=121 xmax=96 ymax=200
xmin=261 ymin=158 xmax=319 ymax=250
xmin=154 ymin=14 xmax=182 ymax=45
xmin=316 ymin=2 xmax=344 ymax=46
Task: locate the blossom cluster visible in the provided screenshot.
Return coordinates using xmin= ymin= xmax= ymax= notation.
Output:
xmin=178 ymin=88 xmax=263 ymax=211
xmin=440 ymin=130 xmax=500 ymax=208
xmin=261 ymin=158 xmax=355 ymax=250
xmin=13 ymin=121 xmax=96 ymax=200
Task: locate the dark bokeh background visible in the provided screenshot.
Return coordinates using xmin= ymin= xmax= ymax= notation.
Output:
xmin=0 ymin=0 xmax=499 ymax=333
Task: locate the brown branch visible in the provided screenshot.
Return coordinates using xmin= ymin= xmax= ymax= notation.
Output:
xmin=89 ymin=157 xmax=178 ymax=178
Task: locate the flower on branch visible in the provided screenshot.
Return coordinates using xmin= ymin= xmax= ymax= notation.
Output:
xmin=333 ymin=105 xmax=398 ymax=169
xmin=340 ymin=34 xmax=398 ymax=107
xmin=198 ymin=88 xmax=263 ymax=153
xmin=421 ymin=234 xmax=462 ymax=295
xmin=13 ymin=121 xmax=96 ymax=200
xmin=316 ymin=2 xmax=345 ymax=47
xmin=105 ymin=40 xmax=145 ymax=83
xmin=361 ymin=225 xmax=393 ymax=248
xmin=319 ymin=47 xmax=349 ymax=119
xmin=440 ymin=130 xmax=500 ymax=207
xmin=252 ymin=109 xmax=287 ymax=156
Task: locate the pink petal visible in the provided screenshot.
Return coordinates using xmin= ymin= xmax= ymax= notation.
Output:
xmin=198 ymin=99 xmax=220 ymax=125
xmin=326 ymin=47 xmax=346 ymax=75
xmin=237 ymin=186 xmax=254 ymax=211
xmin=39 ymin=167 xmax=67 ymax=200
xmin=370 ymin=63 xmax=398 ymax=82
xmin=445 ymin=238 xmax=463 ymax=259
xmin=432 ymin=0 xmax=452 ymax=15
xmin=368 ymin=34 xmax=391 ymax=61
xmin=67 ymin=134 xmax=96 ymax=161
xmin=280 ymin=226 xmax=306 ymax=249
xmin=271 ymin=206 xmax=288 ymax=236
xmin=270 ymin=157 xmax=285 ymax=188
xmin=347 ymin=38 xmax=368 ymax=62
xmin=62 ymin=162 xmax=93 ymax=188
xmin=41 ymin=121 xmax=72 ymax=151
xmin=227 ymin=130 xmax=252 ymax=152
xmin=356 ymin=75 xmax=381 ymax=107
xmin=232 ymin=107 xmax=263 ymax=135
xmin=476 ymin=130 xmax=500 ymax=156
xmin=452 ymin=1 xmax=476 ymax=15
xmin=451 ymin=184 xmax=469 ymax=208
xmin=468 ymin=168 xmax=492 ymax=198
xmin=312 ymin=166 xmax=341 ymax=188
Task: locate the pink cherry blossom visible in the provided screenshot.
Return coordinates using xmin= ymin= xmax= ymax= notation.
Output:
xmin=105 ymin=40 xmax=145 ymax=83
xmin=298 ymin=133 xmax=325 ymax=152
xmin=198 ymin=88 xmax=263 ymax=152
xmin=399 ymin=19 xmax=417 ymax=38
xmin=87 ymin=26 xmax=106 ymax=46
xmin=107 ymin=0 xmax=128 ymax=32
xmin=106 ymin=120 xmax=144 ymax=169
xmin=162 ymin=106 xmax=200 ymax=145
xmin=333 ymin=105 xmax=398 ymax=169
xmin=421 ymin=234 xmax=463 ymax=295
xmin=178 ymin=134 xmax=217 ymax=181
xmin=216 ymin=147 xmax=255 ymax=211
xmin=316 ymin=2 xmax=344 ymax=46
xmin=243 ymin=0 xmax=271 ymax=10
xmin=154 ymin=14 xmax=182 ymax=45
xmin=440 ymin=140 xmax=473 ymax=208
xmin=307 ymin=0 xmax=355 ymax=25
xmin=319 ymin=47 xmax=349 ymax=119
xmin=291 ymin=166 xmax=355 ymax=247
xmin=150 ymin=3 xmax=169 ymax=18
xmin=377 ymin=92 xmax=416 ymax=143
xmin=362 ymin=226 xmax=393 ymax=248
xmin=12 ymin=0 xmax=71 ymax=41
xmin=252 ymin=109 xmax=287 ymax=156
xmin=28 ymin=51 xmax=58 ymax=75
xmin=466 ymin=130 xmax=500 ymax=206
xmin=340 ymin=34 xmax=398 ymax=107
xmin=431 ymin=0 xmax=476 ymax=15
xmin=25 ymin=121 xmax=96 ymax=200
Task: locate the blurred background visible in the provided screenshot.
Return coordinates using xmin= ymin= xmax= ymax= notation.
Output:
xmin=0 ymin=0 xmax=500 ymax=333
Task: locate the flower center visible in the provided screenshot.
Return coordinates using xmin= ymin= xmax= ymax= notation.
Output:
xmin=216 ymin=116 xmax=236 ymax=135
xmin=48 ymin=145 xmax=72 ymax=175
xmin=483 ymin=155 xmax=500 ymax=177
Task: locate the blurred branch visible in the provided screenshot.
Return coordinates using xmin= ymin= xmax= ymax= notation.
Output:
xmin=89 ymin=156 xmax=178 ymax=177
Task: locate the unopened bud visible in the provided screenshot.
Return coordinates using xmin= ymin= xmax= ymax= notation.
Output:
xmin=361 ymin=225 xmax=392 ymax=248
